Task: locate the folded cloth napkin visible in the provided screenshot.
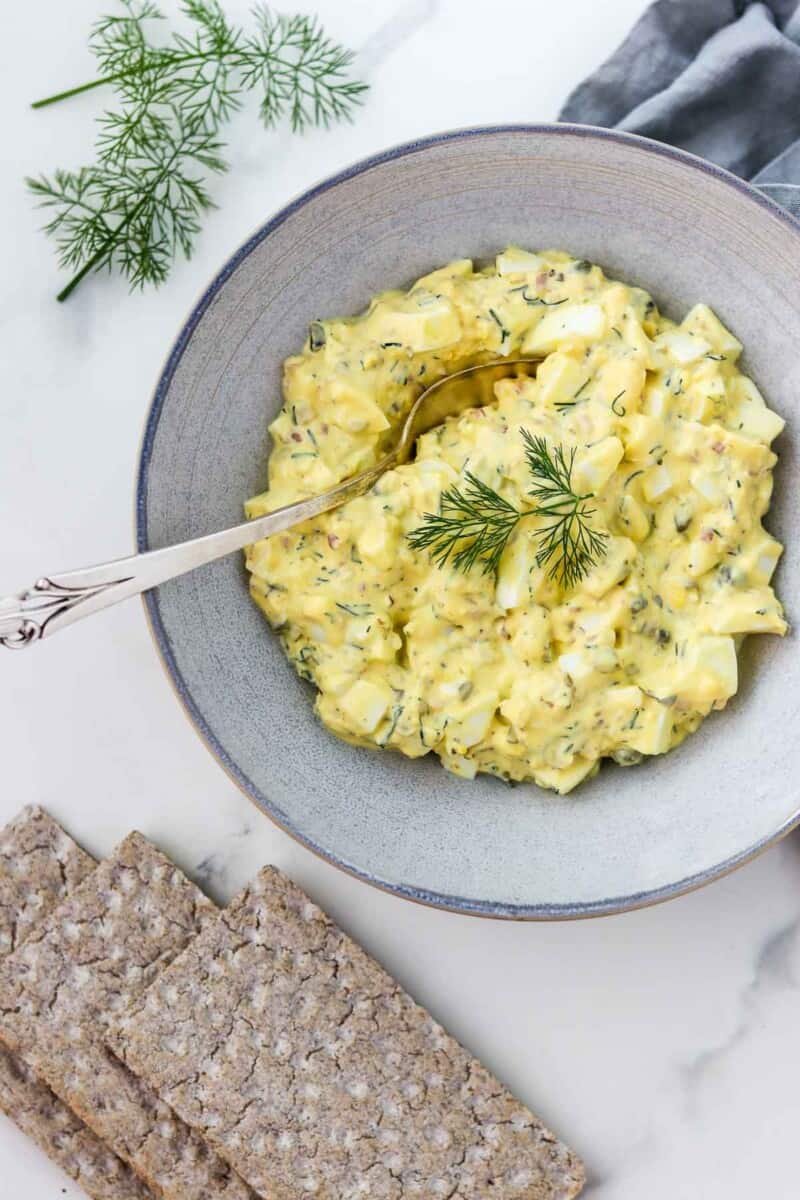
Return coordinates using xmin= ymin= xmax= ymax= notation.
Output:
xmin=559 ymin=0 xmax=800 ymax=218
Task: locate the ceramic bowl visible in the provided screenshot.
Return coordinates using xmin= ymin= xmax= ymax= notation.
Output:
xmin=137 ymin=124 xmax=800 ymax=919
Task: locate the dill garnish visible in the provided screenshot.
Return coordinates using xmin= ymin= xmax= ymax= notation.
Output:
xmin=555 ymin=377 xmax=591 ymax=411
xmin=407 ymin=471 xmax=522 ymax=577
xmin=335 ymin=601 xmax=373 ymax=617
xmin=28 ymin=1 xmax=367 ymax=300
xmin=520 ymin=290 xmax=567 ymax=307
xmin=488 ymin=308 xmax=510 ymax=343
xmin=521 ymin=429 xmax=609 ymax=590
xmin=611 ymin=389 xmax=626 ymax=416
xmin=408 ymin=429 xmax=609 ymax=589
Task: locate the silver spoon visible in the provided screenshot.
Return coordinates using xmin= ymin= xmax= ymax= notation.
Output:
xmin=0 ymin=358 xmax=540 ymax=649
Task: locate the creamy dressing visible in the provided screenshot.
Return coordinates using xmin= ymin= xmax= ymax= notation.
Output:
xmin=245 ymin=249 xmax=786 ymax=794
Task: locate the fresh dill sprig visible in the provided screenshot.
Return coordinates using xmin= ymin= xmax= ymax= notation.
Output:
xmin=521 ymin=428 xmax=609 ymax=590
xmin=28 ymin=1 xmax=368 ymax=300
xmin=28 ymin=108 xmax=226 ymax=298
xmin=407 ymin=471 xmax=522 ymax=578
xmin=408 ymin=429 xmax=609 ymax=590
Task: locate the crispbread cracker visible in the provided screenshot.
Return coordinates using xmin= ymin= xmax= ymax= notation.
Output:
xmin=0 ymin=806 xmax=153 ymax=1200
xmin=0 ymin=1045 xmax=152 ymax=1200
xmin=111 ymin=866 xmax=585 ymax=1200
xmin=0 ymin=804 xmax=94 ymax=955
xmin=0 ymin=831 xmax=256 ymax=1200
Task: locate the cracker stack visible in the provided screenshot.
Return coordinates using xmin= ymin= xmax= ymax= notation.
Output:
xmin=0 ymin=808 xmax=585 ymax=1199
xmin=0 ymin=807 xmax=152 ymax=1200
xmin=0 ymin=830 xmax=255 ymax=1200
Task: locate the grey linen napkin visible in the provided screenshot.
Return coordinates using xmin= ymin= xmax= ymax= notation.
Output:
xmin=559 ymin=0 xmax=800 ymax=219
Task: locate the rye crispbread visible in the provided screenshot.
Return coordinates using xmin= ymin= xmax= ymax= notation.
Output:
xmin=0 ymin=1044 xmax=153 ymax=1200
xmin=0 ymin=804 xmax=94 ymax=955
xmin=0 ymin=806 xmax=153 ymax=1200
xmin=110 ymin=866 xmax=586 ymax=1200
xmin=0 ymin=831 xmax=256 ymax=1200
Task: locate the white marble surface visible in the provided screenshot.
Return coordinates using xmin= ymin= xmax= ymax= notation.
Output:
xmin=2 ymin=1 xmax=799 ymax=1196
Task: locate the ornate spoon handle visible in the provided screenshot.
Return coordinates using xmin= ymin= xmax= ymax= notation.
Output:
xmin=0 ymin=455 xmax=392 ymax=650
xmin=2 ymin=360 xmax=538 ymax=651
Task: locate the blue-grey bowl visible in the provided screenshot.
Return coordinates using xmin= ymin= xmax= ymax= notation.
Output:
xmin=137 ymin=124 xmax=800 ymax=919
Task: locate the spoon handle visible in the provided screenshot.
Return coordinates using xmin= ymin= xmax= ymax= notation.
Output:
xmin=0 ymin=453 xmax=394 ymax=649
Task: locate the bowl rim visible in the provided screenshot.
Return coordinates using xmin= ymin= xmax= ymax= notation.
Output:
xmin=136 ymin=121 xmax=800 ymax=920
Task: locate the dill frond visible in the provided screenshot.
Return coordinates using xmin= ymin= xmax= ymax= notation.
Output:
xmin=407 ymin=471 xmax=522 ymax=578
xmin=29 ymin=1 xmax=367 ymax=299
xmin=242 ymin=8 xmax=369 ymax=131
xmin=521 ymin=428 xmax=609 ymax=589
xmin=407 ymin=430 xmax=609 ymax=590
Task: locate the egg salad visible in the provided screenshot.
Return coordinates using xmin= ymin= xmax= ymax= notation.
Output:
xmin=245 ymin=249 xmax=787 ymax=794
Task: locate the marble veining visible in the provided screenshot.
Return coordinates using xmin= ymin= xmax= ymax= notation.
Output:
xmin=193 ymin=816 xmax=254 ymax=896
xmin=676 ymin=915 xmax=800 ymax=1122
xmin=358 ymin=0 xmax=441 ymax=72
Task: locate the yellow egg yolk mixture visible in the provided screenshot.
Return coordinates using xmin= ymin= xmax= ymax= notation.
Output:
xmin=245 ymin=249 xmax=787 ymax=794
